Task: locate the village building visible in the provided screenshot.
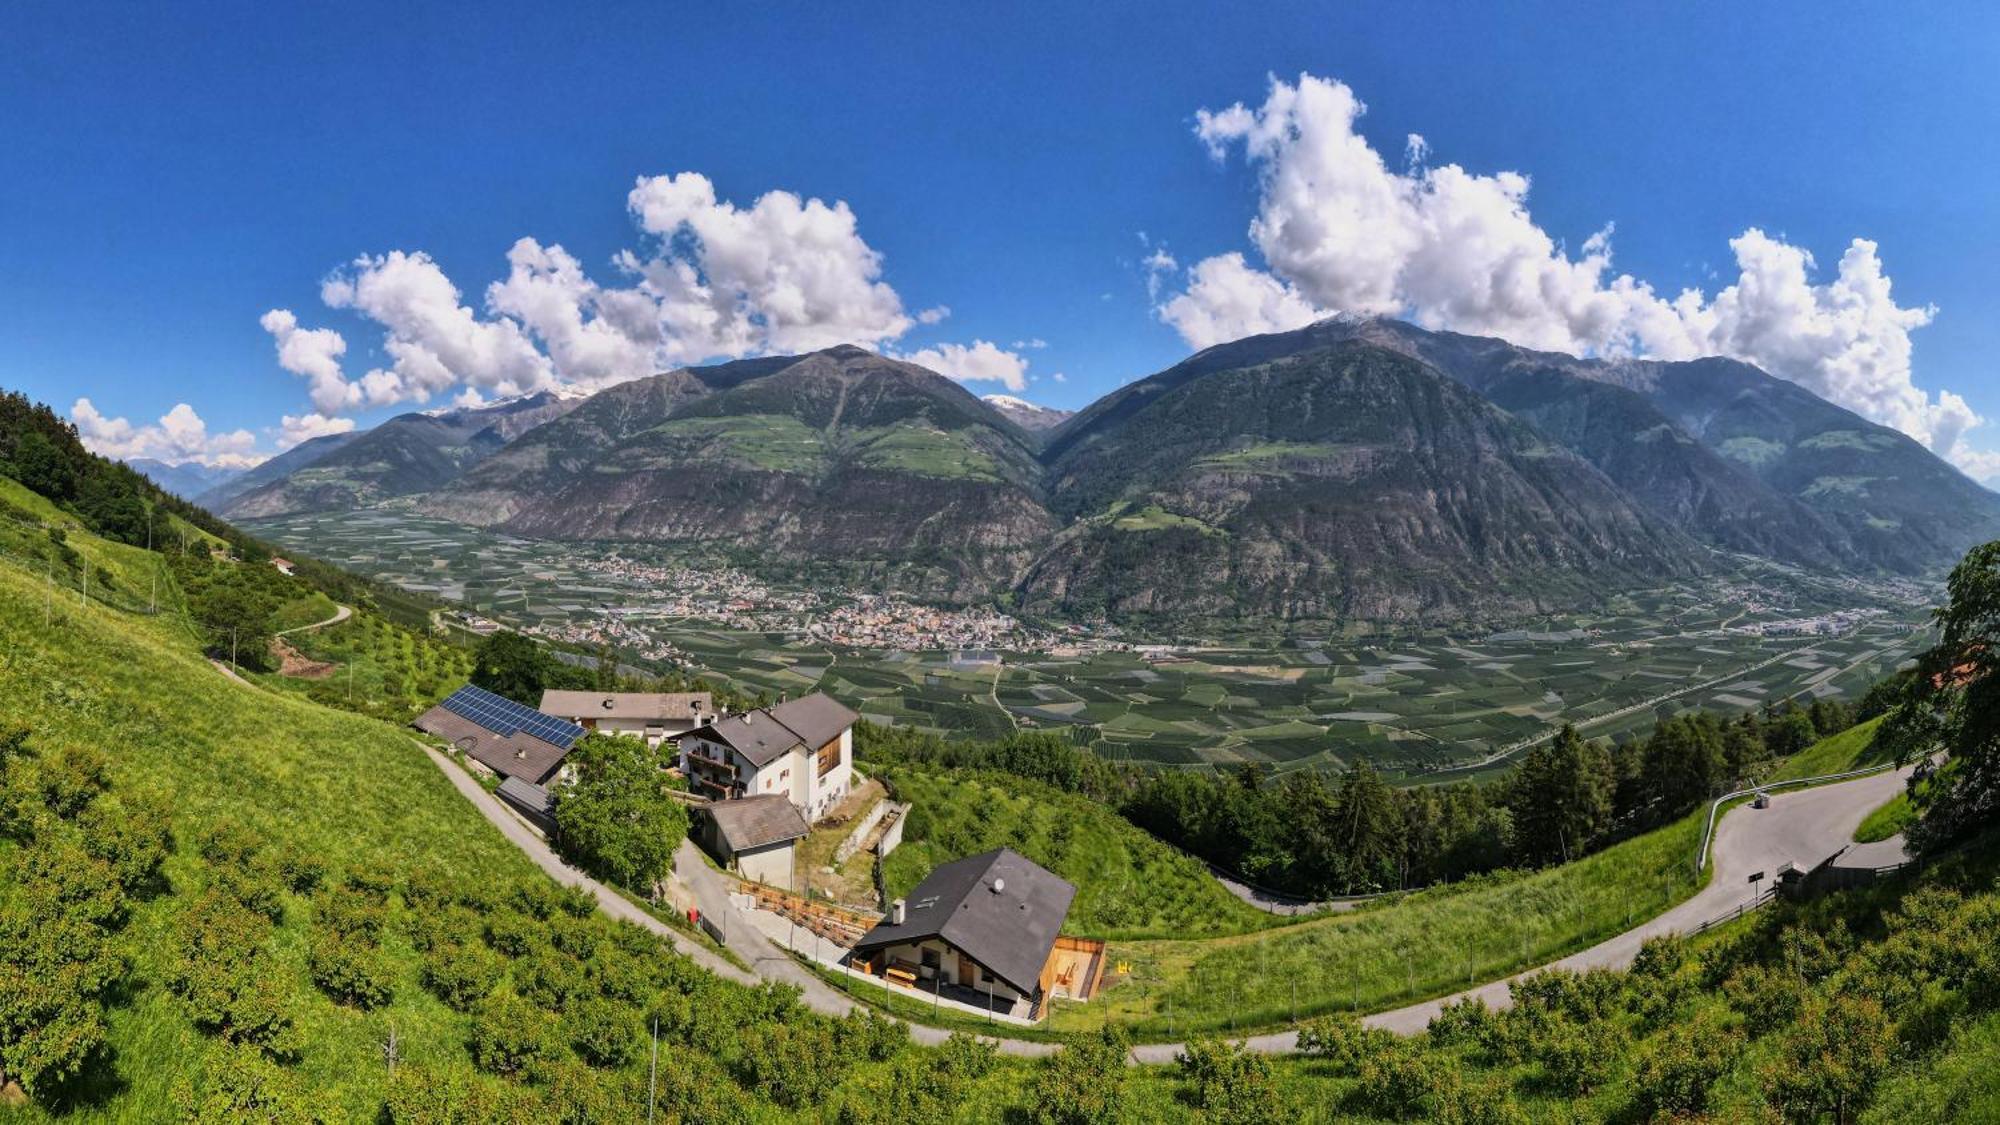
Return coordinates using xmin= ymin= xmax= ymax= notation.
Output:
xmin=848 ymin=848 xmax=1092 ymax=1019
xmin=537 ymin=689 xmax=714 ymax=747
xmin=695 ymin=794 xmax=809 ymax=891
xmin=496 ymin=776 xmax=557 ymax=834
xmin=678 ymin=693 xmax=858 ymax=823
xmin=414 ymin=684 xmax=584 ymax=787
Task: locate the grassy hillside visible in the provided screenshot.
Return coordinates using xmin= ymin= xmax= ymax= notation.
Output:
xmin=253 ymin=609 xmax=474 ymax=723
xmin=1049 ymin=808 xmax=1707 ymax=1037
xmin=877 ymin=766 xmax=1281 ymax=940
xmin=0 ymin=521 xmax=1039 ymax=1121
xmin=1766 ymin=714 xmax=1892 ymax=781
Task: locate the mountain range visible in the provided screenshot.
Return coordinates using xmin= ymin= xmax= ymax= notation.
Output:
xmin=981 ymin=394 xmax=1075 ymax=433
xmin=127 ymin=457 xmax=245 ymax=500
xmin=170 ymin=319 xmax=2000 ymax=625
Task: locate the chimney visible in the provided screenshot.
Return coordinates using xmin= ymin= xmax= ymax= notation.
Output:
xmin=991 ymin=877 xmax=1005 ymax=895
xmin=892 ymin=899 xmax=906 ymax=925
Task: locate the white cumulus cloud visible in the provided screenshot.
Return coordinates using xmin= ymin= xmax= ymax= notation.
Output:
xmin=624 ymin=170 xmax=914 ymax=358
xmin=487 ymin=237 xmax=660 ymax=391
xmin=322 ymin=250 xmax=556 ymax=405
xmin=70 ymin=399 xmax=260 ymax=468
xmin=1161 ymin=72 xmax=1984 ymax=472
xmin=276 ymin=412 xmax=357 ymax=450
xmin=251 ymin=170 xmax=1043 ymax=443
xmin=259 ymin=309 xmax=357 ymax=415
xmin=895 ymin=339 xmax=1032 ymax=392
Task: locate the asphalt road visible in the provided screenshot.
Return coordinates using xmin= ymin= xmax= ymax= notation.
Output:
xmin=1129 ymin=762 xmax=1916 ymax=1059
xmin=275 ymin=602 xmax=351 ymax=636
xmin=408 ymin=701 xmax=1911 ymax=1065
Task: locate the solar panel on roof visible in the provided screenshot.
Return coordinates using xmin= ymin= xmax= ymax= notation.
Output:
xmin=440 ymin=684 xmax=584 ymax=748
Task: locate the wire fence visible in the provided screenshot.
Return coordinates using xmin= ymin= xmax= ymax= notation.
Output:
xmin=0 ymin=513 xmax=205 ymax=647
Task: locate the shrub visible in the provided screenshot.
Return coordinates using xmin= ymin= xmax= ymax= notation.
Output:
xmin=1538 ymin=1016 xmax=1625 ymax=1097
xmin=1300 ymin=1013 xmax=1400 ymax=1071
xmin=484 ymin=911 xmax=540 ymax=958
xmin=1176 ymin=1038 xmax=1284 ymax=1124
xmin=568 ymin=997 xmax=640 ymax=1068
xmin=548 ymin=914 xmax=600 ymax=961
xmin=421 ymin=943 xmax=499 ymax=1012
xmin=737 ymin=1019 xmax=850 ymax=1109
xmin=556 ymin=885 xmax=597 ymax=919
xmin=344 ymin=861 xmax=397 ymax=902
xmin=275 ymin=849 xmax=326 ymax=894
xmin=308 ymin=933 xmax=392 ymax=1009
xmin=1760 ymin=994 xmax=1895 ymax=1123
xmin=78 ymin=795 xmax=172 ymax=895
xmin=313 ymin=884 xmax=387 ymax=940
xmin=468 ymin=996 xmax=553 ymax=1076
xmin=516 ymin=949 xmax=588 ymax=1013
xmin=839 ymin=1007 xmax=907 ymax=1063
xmin=1630 ymin=1010 xmax=1741 ymax=1120
xmin=1030 ymin=1026 xmax=1128 ymax=1125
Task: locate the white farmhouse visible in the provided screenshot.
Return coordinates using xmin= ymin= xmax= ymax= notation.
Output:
xmin=537 ymin=690 xmax=714 ymax=747
xmin=679 ymin=693 xmax=858 ymax=824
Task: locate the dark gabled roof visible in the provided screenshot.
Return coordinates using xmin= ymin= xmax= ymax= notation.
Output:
xmin=704 ymin=795 xmax=810 ymax=853
xmin=685 ymin=693 xmax=859 ymax=769
xmin=767 ymin=693 xmax=859 ymax=749
xmin=851 ymin=847 xmax=1075 ymax=996
xmin=414 ymin=703 xmax=572 ymax=786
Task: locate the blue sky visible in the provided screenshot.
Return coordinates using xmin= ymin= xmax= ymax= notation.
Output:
xmin=5 ymin=2 xmax=1997 ymax=476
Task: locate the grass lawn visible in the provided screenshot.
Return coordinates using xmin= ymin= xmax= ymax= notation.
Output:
xmin=1855 ymin=792 xmax=1915 ymax=843
xmin=1046 ymin=809 xmax=1709 ymax=1039
xmin=1766 ymin=715 xmax=1892 ymax=781
xmin=878 ymin=765 xmax=1283 ymax=941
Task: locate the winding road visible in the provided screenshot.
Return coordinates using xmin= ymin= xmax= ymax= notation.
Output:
xmin=1129 ymin=761 xmax=1916 ymax=1060
xmin=275 ymin=602 xmax=351 ymax=636
xmin=409 ymin=690 xmax=1914 ymax=1062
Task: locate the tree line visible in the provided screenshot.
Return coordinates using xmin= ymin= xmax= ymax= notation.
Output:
xmin=861 ymin=690 xmax=1888 ymax=899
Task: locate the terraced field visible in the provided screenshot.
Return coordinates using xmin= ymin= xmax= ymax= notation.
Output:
xmin=249 ymin=508 xmax=1937 ymax=781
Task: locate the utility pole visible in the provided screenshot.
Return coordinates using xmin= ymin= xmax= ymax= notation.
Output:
xmin=647 ymin=1018 xmax=659 ymax=1123
xmin=45 ymin=559 xmax=53 ymax=625
xmin=231 ymin=626 xmax=239 ymax=669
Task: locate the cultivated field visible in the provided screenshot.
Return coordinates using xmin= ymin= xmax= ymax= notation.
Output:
xmin=248 ymin=508 xmax=1936 ymax=781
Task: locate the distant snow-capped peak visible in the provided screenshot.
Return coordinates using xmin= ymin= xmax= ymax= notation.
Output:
xmin=982 ymin=394 xmax=1045 ymax=411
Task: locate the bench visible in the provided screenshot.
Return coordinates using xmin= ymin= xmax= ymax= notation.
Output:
xmin=884 ymin=962 xmax=919 ymax=988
